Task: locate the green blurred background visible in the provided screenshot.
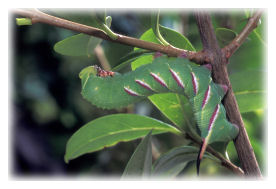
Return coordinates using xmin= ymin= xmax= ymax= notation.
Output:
xmin=11 ymin=9 xmax=266 ymax=177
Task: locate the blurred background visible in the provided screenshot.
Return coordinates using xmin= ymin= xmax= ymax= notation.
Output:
xmin=11 ymin=9 xmax=266 ymax=177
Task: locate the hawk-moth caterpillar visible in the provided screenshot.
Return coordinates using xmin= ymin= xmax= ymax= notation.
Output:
xmin=79 ymin=56 xmax=239 ymax=175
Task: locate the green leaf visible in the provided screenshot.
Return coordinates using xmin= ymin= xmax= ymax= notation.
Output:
xmin=122 ymin=131 xmax=152 ymax=178
xmin=64 ymin=114 xmax=181 ymax=163
xmin=149 ymin=93 xmax=195 ymax=131
xmin=103 ymin=42 xmax=133 ymax=68
xmin=215 ymin=27 xmax=237 ymax=47
xmin=87 ymin=37 xmax=102 ymax=57
xmin=112 ymin=49 xmax=152 ymax=71
xmin=153 ymin=146 xmax=217 ymax=177
xmin=111 ymin=29 xmax=157 ymax=71
xmin=230 ymin=70 xmax=266 ymax=113
xmin=140 ymin=24 xmax=196 ymax=51
xmin=159 ymin=25 xmax=196 ymax=51
xmin=54 ymin=34 xmax=101 ymax=57
xmin=132 ymin=26 xmax=196 ymax=70
xmin=253 ymin=27 xmax=266 ymax=47
xmin=234 ymin=91 xmax=265 ymax=113
xmin=151 ymin=11 xmax=170 ymax=46
xmin=134 ymin=29 xmax=161 ymax=51
xmin=131 ymin=55 xmax=154 ymax=70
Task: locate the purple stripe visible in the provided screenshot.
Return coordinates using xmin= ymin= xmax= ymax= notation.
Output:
xmin=124 ymin=87 xmax=139 ymax=96
xmin=191 ymin=72 xmax=198 ymax=95
xmin=201 ymin=85 xmax=210 ymax=109
xmin=135 ymin=80 xmax=153 ymax=91
xmin=169 ymin=69 xmax=184 ymax=88
xmin=150 ymin=72 xmax=168 ymax=88
xmin=208 ymin=104 xmax=219 ymax=131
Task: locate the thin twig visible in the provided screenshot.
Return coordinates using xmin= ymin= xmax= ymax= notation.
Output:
xmin=222 ymin=10 xmax=263 ymax=59
xmin=13 ymin=8 xmax=208 ymax=64
xmin=13 ymin=9 xmax=263 ymax=65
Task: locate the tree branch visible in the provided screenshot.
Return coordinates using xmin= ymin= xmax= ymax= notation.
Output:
xmin=222 ymin=10 xmax=263 ymax=59
xmin=194 ymin=11 xmax=262 ymax=177
xmin=13 ymin=9 xmax=208 ymax=64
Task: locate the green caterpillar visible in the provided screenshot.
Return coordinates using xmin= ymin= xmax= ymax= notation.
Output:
xmin=79 ymin=56 xmax=239 ymax=175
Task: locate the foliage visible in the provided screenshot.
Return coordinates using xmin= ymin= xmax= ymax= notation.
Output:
xmin=13 ymin=9 xmax=265 ymax=177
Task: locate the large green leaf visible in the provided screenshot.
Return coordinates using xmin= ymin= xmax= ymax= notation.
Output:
xmin=54 ymin=34 xmax=101 ymax=57
xmin=151 ymin=11 xmax=195 ymax=51
xmin=122 ymin=131 xmax=152 ymax=178
xmin=159 ymin=25 xmax=196 ymax=51
xmin=230 ymin=70 xmax=266 ymax=113
xmin=131 ymin=55 xmax=154 ymax=70
xmin=152 ymin=146 xmax=217 ymax=177
xmin=54 ymin=34 xmax=90 ymax=56
xmin=130 ymin=29 xmax=158 ymax=70
xmin=134 ymin=29 xmax=161 ymax=52
xmin=65 ymin=114 xmax=181 ymax=163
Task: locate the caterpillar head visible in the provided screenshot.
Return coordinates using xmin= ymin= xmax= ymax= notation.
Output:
xmin=79 ymin=66 xmax=115 ymax=80
xmin=79 ymin=66 xmax=98 ymax=89
xmin=79 ymin=66 xmax=97 ymax=79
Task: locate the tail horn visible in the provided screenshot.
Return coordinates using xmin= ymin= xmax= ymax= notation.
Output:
xmin=196 ymin=138 xmax=207 ymax=176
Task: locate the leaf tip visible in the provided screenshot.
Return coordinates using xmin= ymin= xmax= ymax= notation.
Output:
xmin=64 ymin=155 xmax=70 ymax=164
